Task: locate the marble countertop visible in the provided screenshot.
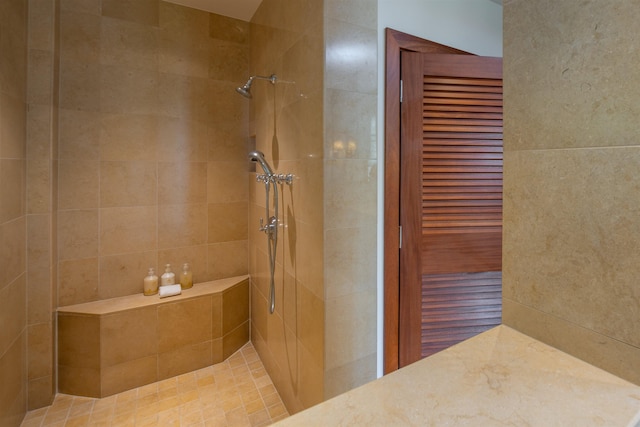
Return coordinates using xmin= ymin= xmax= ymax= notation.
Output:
xmin=274 ymin=326 xmax=640 ymax=426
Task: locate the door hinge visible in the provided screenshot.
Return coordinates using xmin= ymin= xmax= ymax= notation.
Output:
xmin=400 ymin=79 xmax=403 ymax=103
xmin=399 ymin=225 xmax=403 ymax=249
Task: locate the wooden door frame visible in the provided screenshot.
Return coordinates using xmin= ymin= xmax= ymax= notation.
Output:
xmin=383 ymin=28 xmax=469 ymax=374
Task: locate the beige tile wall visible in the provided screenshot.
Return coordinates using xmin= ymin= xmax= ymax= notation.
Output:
xmin=19 ymin=0 xmax=252 ymax=413
xmin=249 ymin=0 xmax=325 ymax=414
xmin=0 ymin=0 xmax=28 ymax=424
xmin=17 ymin=0 xmax=381 ymax=419
xmin=503 ymin=0 xmax=640 ymax=385
xmin=56 ymin=1 xmax=250 ymax=307
xmin=25 ymin=0 xmax=58 ymax=410
xmin=323 ymin=1 xmax=378 ymax=399
xmin=248 ymin=0 xmax=378 ymax=413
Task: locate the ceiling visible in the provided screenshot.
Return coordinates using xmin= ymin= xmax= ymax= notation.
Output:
xmin=165 ymin=0 xmax=262 ymax=21
xmin=167 ymin=0 xmax=502 ymax=23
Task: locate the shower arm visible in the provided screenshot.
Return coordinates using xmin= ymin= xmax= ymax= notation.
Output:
xmin=253 ymin=74 xmax=277 ymax=84
xmin=236 ymin=73 xmax=300 ymax=99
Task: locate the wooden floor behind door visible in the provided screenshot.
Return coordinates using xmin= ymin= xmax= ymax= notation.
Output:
xmin=422 ymin=271 xmax=501 ymax=357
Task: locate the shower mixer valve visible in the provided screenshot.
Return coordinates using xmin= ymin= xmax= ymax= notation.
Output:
xmin=259 ymin=216 xmax=278 ymax=235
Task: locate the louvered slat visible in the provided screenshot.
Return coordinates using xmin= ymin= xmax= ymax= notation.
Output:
xmin=424 ymin=76 xmax=501 ymax=86
xmin=422 ymin=75 xmax=502 ymax=234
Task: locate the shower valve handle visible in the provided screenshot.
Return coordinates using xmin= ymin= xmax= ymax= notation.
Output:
xmin=259 ymin=216 xmax=277 ymax=234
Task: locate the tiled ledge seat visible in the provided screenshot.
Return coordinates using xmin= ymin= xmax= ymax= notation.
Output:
xmin=57 ymin=275 xmax=249 ymax=398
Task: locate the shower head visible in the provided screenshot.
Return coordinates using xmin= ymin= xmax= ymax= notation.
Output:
xmin=248 ymin=150 xmax=275 ymax=176
xmin=236 ymin=74 xmax=277 ymax=99
xmin=236 ymin=78 xmax=254 ymax=98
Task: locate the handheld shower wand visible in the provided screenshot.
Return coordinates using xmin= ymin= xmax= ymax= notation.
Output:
xmin=249 ymin=151 xmax=278 ymax=314
xmin=248 ymin=150 xmax=275 ymax=176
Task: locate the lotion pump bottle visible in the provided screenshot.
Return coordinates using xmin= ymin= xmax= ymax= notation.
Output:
xmin=160 ymin=264 xmax=175 ymax=286
xmin=143 ymin=268 xmax=159 ymax=296
xmin=180 ymin=263 xmax=193 ymax=289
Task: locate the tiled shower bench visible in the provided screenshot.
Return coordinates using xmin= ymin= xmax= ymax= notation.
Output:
xmin=57 ymin=275 xmax=249 ymax=398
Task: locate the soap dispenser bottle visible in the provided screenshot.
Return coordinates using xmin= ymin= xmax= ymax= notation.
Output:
xmin=180 ymin=263 xmax=193 ymax=290
xmin=143 ymin=268 xmax=158 ymax=296
xmin=160 ymin=264 xmax=176 ymax=286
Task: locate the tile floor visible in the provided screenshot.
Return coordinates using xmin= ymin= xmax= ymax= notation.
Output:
xmin=20 ymin=343 xmax=289 ymax=427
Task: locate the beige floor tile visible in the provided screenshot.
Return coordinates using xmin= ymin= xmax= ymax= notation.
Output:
xmin=137 ymin=382 xmax=158 ymax=398
xmin=23 ymin=407 xmax=47 ymax=419
xmin=198 ymin=383 xmax=217 ymax=396
xmin=197 ymin=373 xmax=215 ymax=387
xmin=268 ymin=402 xmax=288 ymax=419
xmin=20 ymin=343 xmax=288 ymax=427
xmin=68 ymin=400 xmax=95 ymax=418
xmin=181 ymin=409 xmax=204 ymax=425
xmin=244 ymin=398 xmax=266 ymax=415
xmin=221 ymin=393 xmax=243 ymax=412
xmin=241 ymin=389 xmax=262 ymax=405
xmin=158 ymin=395 xmax=182 ymax=411
xmin=157 ymin=385 xmax=178 ymax=401
xmin=178 ymin=380 xmax=199 ymax=395
xmin=111 ymin=409 xmax=136 ymax=425
xmin=257 ymin=384 xmax=277 ymax=397
xmin=116 ymin=388 xmax=138 ymax=403
xmin=88 ymin=407 xmax=113 ymax=423
xmin=248 ymin=409 xmax=271 ymax=427
xmin=225 ymin=406 xmax=251 ymax=427
xmin=113 ymin=400 xmax=137 ymax=418
xmin=137 ymin=392 xmax=159 ymax=408
xmin=91 ymin=395 xmax=116 ymax=411
xmin=41 ymin=409 xmax=68 ymax=426
xmin=262 ymin=392 xmax=283 ymax=408
xmin=135 ymin=400 xmax=160 ymax=419
xmin=19 ymin=417 xmax=44 ymax=427
xmin=156 ymin=407 xmax=181 ymax=425
xmin=157 ymin=377 xmax=178 ymax=390
xmin=180 ymin=398 xmax=204 ymax=417
xmin=237 ymin=382 xmax=258 ymax=396
xmin=135 ymin=413 xmax=159 ymax=426
xmin=64 ymin=413 xmax=90 ymax=427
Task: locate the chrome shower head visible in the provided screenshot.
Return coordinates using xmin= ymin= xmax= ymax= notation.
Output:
xmin=236 ymin=77 xmax=254 ymax=98
xmin=236 ymin=74 xmax=277 ymax=99
xmin=248 ymin=150 xmax=274 ymax=176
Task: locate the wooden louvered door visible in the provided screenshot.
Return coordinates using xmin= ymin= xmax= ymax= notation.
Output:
xmin=399 ymin=52 xmax=503 ymax=366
